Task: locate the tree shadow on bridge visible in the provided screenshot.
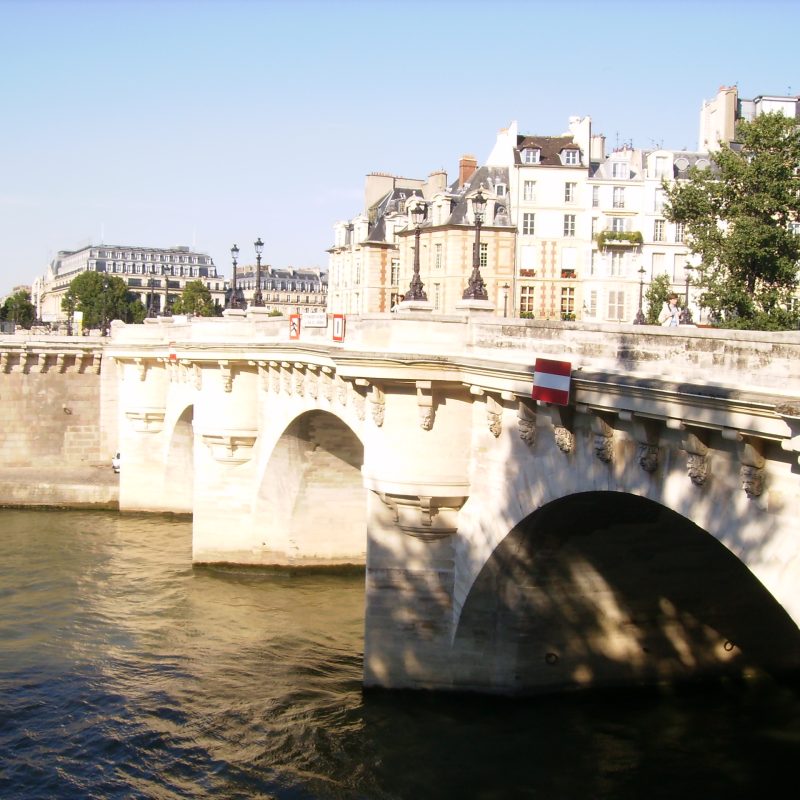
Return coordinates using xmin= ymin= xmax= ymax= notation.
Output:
xmin=451 ymin=491 xmax=800 ymax=695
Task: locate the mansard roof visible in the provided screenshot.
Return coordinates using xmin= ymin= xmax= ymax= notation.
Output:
xmin=364 ymin=187 xmax=424 ymax=244
xmin=514 ymin=135 xmax=581 ymax=166
xmin=440 ymin=165 xmax=514 ymax=227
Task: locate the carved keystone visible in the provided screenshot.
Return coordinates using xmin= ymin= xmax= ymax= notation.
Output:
xmin=590 ymin=410 xmax=616 ymax=464
xmin=738 ymin=435 xmax=766 ymax=499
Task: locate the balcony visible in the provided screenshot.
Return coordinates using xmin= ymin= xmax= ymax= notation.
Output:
xmin=595 ymin=230 xmax=643 ymax=249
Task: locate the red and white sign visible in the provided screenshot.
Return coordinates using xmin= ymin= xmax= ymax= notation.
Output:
xmin=168 ymin=341 xmax=177 ymax=362
xmin=289 ymin=314 xmax=301 ymax=340
xmin=531 ymin=358 xmax=571 ymax=405
xmin=332 ymin=314 xmax=345 ymax=342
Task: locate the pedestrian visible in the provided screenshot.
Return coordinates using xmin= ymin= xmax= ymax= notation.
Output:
xmin=659 ymin=293 xmax=680 ymax=327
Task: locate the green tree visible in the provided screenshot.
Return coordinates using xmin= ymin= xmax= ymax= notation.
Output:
xmin=644 ymin=273 xmax=674 ymax=325
xmin=665 ymin=112 xmax=800 ymax=330
xmin=1 ymin=290 xmax=36 ymax=329
xmin=171 ymin=280 xmax=216 ymax=316
xmin=62 ymin=271 xmax=145 ymax=329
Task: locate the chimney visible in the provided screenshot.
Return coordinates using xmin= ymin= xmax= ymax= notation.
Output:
xmin=459 ymin=154 xmax=478 ymax=186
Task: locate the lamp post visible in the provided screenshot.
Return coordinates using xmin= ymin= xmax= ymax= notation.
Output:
xmin=253 ymin=237 xmax=264 ymax=306
xmin=680 ymin=263 xmax=694 ymax=325
xmin=462 ymin=190 xmax=488 ymax=300
xmin=403 ymin=201 xmax=427 ymax=301
xmin=502 ymin=282 xmax=510 ymax=317
xmin=147 ymin=266 xmax=157 ymax=318
xmin=633 ymin=266 xmax=646 ymax=325
xmin=228 ymin=244 xmax=240 ymax=309
xmin=161 ymin=264 xmax=170 ymax=316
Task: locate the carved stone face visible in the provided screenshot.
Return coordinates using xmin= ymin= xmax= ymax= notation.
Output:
xmin=741 ymin=465 xmax=764 ymax=498
xmin=638 ymin=444 xmax=659 ymax=473
xmin=594 ymin=433 xmax=613 ymax=463
xmin=687 ymin=453 xmax=708 ymax=486
xmin=518 ymin=418 xmax=536 ymax=446
xmin=419 ymin=407 xmax=434 ymax=431
xmin=554 ymin=426 xmax=574 ymax=454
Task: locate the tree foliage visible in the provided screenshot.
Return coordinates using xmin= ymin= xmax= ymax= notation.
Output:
xmin=665 ymin=112 xmax=800 ymax=330
xmin=1 ymin=290 xmax=36 ymax=328
xmin=170 ymin=280 xmax=217 ymax=316
xmin=644 ymin=273 xmax=674 ymax=325
xmin=62 ymin=271 xmax=145 ymax=329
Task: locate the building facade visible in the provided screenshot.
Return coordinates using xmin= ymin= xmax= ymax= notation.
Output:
xmin=235 ymin=265 xmax=327 ymax=314
xmin=329 ymin=117 xmax=699 ymax=322
xmin=33 ymin=244 xmax=226 ymax=324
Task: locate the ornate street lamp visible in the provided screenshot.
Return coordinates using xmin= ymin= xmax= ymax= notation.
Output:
xmin=680 ymin=263 xmax=694 ymax=325
xmin=502 ymin=282 xmax=510 ymax=317
xmin=462 ymin=190 xmax=488 ymax=300
xmin=253 ymin=237 xmax=264 ymax=306
xmin=634 ymin=266 xmax=646 ymax=325
xmin=228 ymin=244 xmax=240 ymax=309
xmin=147 ymin=265 xmax=157 ymax=318
xmin=162 ymin=264 xmax=170 ymax=316
xmin=403 ymin=201 xmax=427 ymax=301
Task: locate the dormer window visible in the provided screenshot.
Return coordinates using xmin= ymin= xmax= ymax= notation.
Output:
xmin=496 ymin=183 xmax=506 ymax=197
xmin=562 ymin=149 xmax=579 ymax=165
xmin=522 ymin=148 xmax=540 ymax=164
xmin=611 ymin=162 xmax=629 ymax=179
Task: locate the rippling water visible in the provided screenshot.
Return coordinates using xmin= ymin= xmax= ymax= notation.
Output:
xmin=1 ymin=508 xmax=799 ymax=799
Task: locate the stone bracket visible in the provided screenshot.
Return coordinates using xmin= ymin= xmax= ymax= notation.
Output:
xmin=682 ymin=429 xmax=710 ymax=487
xmin=200 ymin=430 xmax=258 ymax=464
xmin=417 ymin=381 xmax=434 ymax=430
xmin=517 ymin=400 xmax=537 ymax=446
xmin=543 ymin=404 xmax=575 ymax=454
xmin=125 ymin=407 xmax=166 ymax=434
xmin=377 ymin=491 xmax=467 ymax=541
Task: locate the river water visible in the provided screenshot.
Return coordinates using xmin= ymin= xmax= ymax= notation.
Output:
xmin=1 ymin=508 xmax=799 ymax=799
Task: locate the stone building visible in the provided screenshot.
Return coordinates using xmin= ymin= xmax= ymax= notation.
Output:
xmin=235 ymin=265 xmax=327 ymax=314
xmin=329 ymin=116 xmax=703 ymax=322
xmin=32 ymin=244 xmax=226 ymax=323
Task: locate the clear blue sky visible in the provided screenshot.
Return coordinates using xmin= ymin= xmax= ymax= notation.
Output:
xmin=1 ymin=0 xmax=797 ymax=291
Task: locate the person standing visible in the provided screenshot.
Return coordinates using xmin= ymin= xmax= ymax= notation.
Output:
xmin=659 ymin=293 xmax=680 ymax=327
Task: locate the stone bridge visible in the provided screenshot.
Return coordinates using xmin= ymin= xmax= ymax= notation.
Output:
xmin=107 ymin=312 xmax=800 ymax=695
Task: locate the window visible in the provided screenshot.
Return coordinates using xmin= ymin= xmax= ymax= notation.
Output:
xmin=590 ymin=250 xmax=597 ymax=276
xmin=560 ymin=286 xmax=575 ymax=317
xmin=591 ymin=217 xmax=597 ymax=237
xmin=563 ymin=214 xmax=576 ymax=237
xmin=652 ymin=252 xmax=664 ymax=277
xmin=434 ymin=244 xmax=442 ymax=269
xmin=522 ymin=148 xmax=540 ymax=164
xmin=675 ymin=222 xmax=685 ymax=243
xmin=592 ymin=186 xmax=599 ymax=207
xmin=588 ymin=289 xmax=598 ymax=317
xmin=607 ymin=290 xmax=626 ymax=320
xmin=496 ymin=184 xmax=506 ymax=197
xmin=791 ymin=222 xmax=800 ymax=236
xmin=523 ymin=180 xmax=536 ymax=201
xmin=613 ymin=187 xmax=625 ymax=208
xmin=433 ymin=283 xmax=441 ymax=311
xmin=611 ymin=162 xmax=628 ymax=179
xmin=673 ymin=254 xmax=685 ymax=282
xmin=480 ymin=242 xmax=488 ymax=267
xmin=565 ymin=182 xmax=576 ymax=203
xmin=653 ymin=219 xmax=665 ymax=241
xmin=563 ymin=149 xmax=579 ymax=165
xmin=611 ymin=216 xmax=626 ymax=233
xmin=655 ymin=156 xmax=669 ymax=178
xmin=610 ymin=251 xmax=624 ymax=276
xmin=522 ymin=213 xmax=535 ymax=235
xmin=520 ymin=285 xmax=535 ymax=314
xmin=654 ymin=189 xmax=666 ymax=212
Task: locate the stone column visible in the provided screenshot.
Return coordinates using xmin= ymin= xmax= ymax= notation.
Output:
xmin=192 ymin=362 xmax=259 ymax=563
xmin=360 ymin=384 xmax=472 ymax=691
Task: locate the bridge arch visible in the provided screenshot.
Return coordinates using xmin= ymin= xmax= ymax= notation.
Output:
xmin=163 ymin=403 xmax=194 ymax=514
xmin=254 ymin=410 xmax=367 ymax=565
xmin=451 ymin=491 xmax=800 ymax=694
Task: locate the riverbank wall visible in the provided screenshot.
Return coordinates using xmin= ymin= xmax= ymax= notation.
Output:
xmin=0 ymin=335 xmax=119 ymax=509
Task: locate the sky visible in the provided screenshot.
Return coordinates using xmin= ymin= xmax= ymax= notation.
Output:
xmin=1 ymin=0 xmax=798 ymax=292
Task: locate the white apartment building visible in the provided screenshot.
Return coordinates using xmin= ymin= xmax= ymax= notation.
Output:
xmin=699 ymin=85 xmax=800 ymax=152
xmin=235 ymin=265 xmax=327 ymax=314
xmin=33 ymin=244 xmax=226 ymax=323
